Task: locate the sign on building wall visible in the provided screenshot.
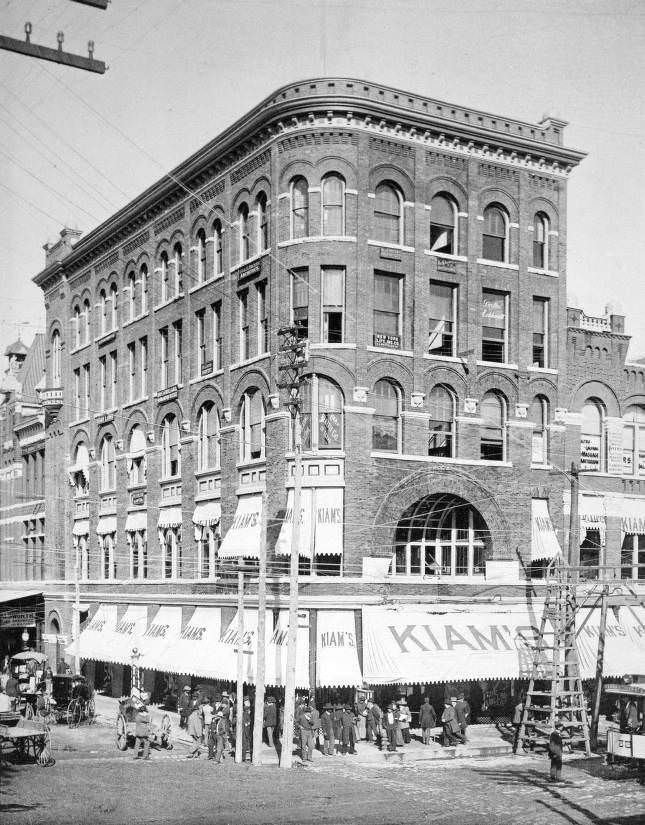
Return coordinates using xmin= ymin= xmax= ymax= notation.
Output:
xmin=606 ymin=421 xmax=624 ymax=475
xmin=580 ymin=435 xmax=600 ymax=472
xmin=0 ymin=610 xmax=36 ymax=628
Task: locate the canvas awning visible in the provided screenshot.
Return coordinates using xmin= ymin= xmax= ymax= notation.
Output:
xmin=618 ymin=497 xmax=645 ymax=538
xmin=158 ymin=507 xmax=183 ymax=529
xmin=576 ymin=605 xmax=645 ymax=679
xmin=361 ymin=557 xmax=392 ymax=578
xmin=580 ymin=495 xmax=606 ymax=544
xmin=96 ymin=515 xmax=117 ymax=535
xmin=67 ymin=463 xmax=89 ymax=486
xmin=65 ymin=603 xmax=118 ymax=662
xmin=138 ymin=605 xmax=183 ymax=672
xmin=192 ymin=500 xmax=222 ymax=540
xmin=152 ymin=607 xmax=222 ymax=678
xmin=125 ymin=511 xmax=147 ymax=532
xmin=530 ymin=499 xmax=561 ymax=563
xmin=275 ymin=487 xmax=343 ymax=557
xmin=0 ymin=589 xmax=42 ymax=604
xmin=316 ymin=610 xmax=362 ymax=688
xmin=72 ymin=519 xmax=90 ymax=537
xmin=218 ymin=494 xmax=262 ymax=558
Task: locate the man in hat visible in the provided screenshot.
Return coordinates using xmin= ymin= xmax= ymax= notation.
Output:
xmin=177 ymin=685 xmax=191 ymax=729
xmin=419 ymin=696 xmax=437 ymax=745
xmin=548 ymin=723 xmax=564 ymax=782
xmin=186 ymin=693 xmax=204 ymax=758
xmin=263 ymin=695 xmax=277 ymax=749
xmin=321 ymin=704 xmax=335 ymax=756
xmin=441 ymin=697 xmax=465 ymax=746
xmin=341 ymin=704 xmax=357 ymax=755
xmin=241 ymin=697 xmax=252 ymax=762
xmin=455 ymin=692 xmax=470 ymax=740
xmin=297 ymin=699 xmax=316 ymax=762
xmin=212 ymin=708 xmax=228 ymax=764
xmin=383 ymin=701 xmax=399 ymax=752
xmin=365 ymin=699 xmax=381 ymax=744
xmin=133 ymin=692 xmax=151 ymax=760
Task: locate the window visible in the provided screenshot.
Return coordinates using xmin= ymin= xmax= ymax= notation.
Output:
xmin=322 ymin=266 xmax=344 ymax=343
xmin=74 ymin=366 xmax=81 ymax=419
xmin=83 ymin=299 xmax=91 ymax=344
xmin=212 ymin=302 xmax=222 ymax=370
xmin=197 ymin=526 xmax=218 ymax=579
xmin=196 ymin=229 xmax=207 ymax=283
xmin=372 ymin=379 xmax=401 ymax=452
xmin=301 ymin=376 xmax=343 ymax=451
xmin=100 ymin=434 xmax=116 ymax=490
xmin=161 ymin=415 xmax=181 ymax=478
xmin=128 ymin=530 xmax=148 ymax=580
xmin=322 ymin=173 xmax=345 ymax=236
xmin=109 ymin=350 xmax=117 ymax=408
xmin=196 ymin=309 xmax=207 ymax=374
xmin=99 ymin=355 xmax=107 ymax=410
xmin=532 ymin=298 xmax=549 ymax=368
xmin=78 ymin=536 xmax=89 ymax=580
xmin=621 ymin=534 xmax=645 ymax=581
xmin=51 ymin=331 xmax=61 ymax=385
xmin=99 ymin=289 xmax=108 ymax=334
xmin=127 ymin=342 xmax=136 ymax=402
xmin=173 ymin=321 xmax=182 ymax=385
xmin=428 ymin=281 xmax=456 ymax=357
xmin=239 ymin=389 xmax=265 ymax=461
xmin=101 ymin=533 xmax=116 ymax=580
xmin=292 ymin=269 xmax=309 ymax=339
xmin=159 ymin=327 xmax=169 ymax=388
xmin=238 ymin=203 xmax=250 ymax=261
xmin=140 ymin=264 xmax=148 ymax=314
xmin=531 ymin=395 xmax=549 ymax=464
xmin=197 ymin=403 xmax=220 ymax=471
xmin=213 ymin=220 xmax=223 ymax=276
xmin=109 ymin=283 xmax=118 ymax=329
xmin=83 ymin=364 xmax=90 ymax=417
xmin=533 ymin=212 xmax=549 ymax=269
xmin=373 ymin=273 xmax=401 ymax=348
xmin=374 ymin=182 xmax=402 ymax=245
xmin=72 ymin=442 xmax=90 ymax=496
xmin=257 ymin=192 xmax=269 ymax=252
xmin=161 ymin=527 xmax=181 ymax=580
xmin=481 ymin=290 xmax=508 ymax=363
xmin=291 ymin=177 xmax=309 ymax=238
xmin=482 ymin=204 xmax=508 ymax=262
xmin=128 ymin=271 xmax=136 ymax=320
xmin=173 ymin=243 xmax=183 ymax=295
xmin=623 ymin=406 xmax=645 ymax=476
xmin=580 ymin=400 xmax=605 ymax=472
xmin=429 ymin=194 xmax=457 ymax=255
xmin=257 ymin=281 xmax=268 ymax=355
xmin=73 ymin=305 xmax=81 ymax=348
xmin=140 ymin=336 xmax=148 ymax=397
xmin=160 ymin=252 xmax=170 ymax=303
xmin=428 ymin=385 xmax=455 ymax=457
xmin=127 ymin=425 xmax=146 ymax=486
xmin=480 ymin=392 xmax=506 ymax=461
xmin=239 ymin=291 xmax=249 ymax=361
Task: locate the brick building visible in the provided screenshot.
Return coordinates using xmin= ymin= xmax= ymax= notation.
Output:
xmin=14 ymin=78 xmax=644 ymax=707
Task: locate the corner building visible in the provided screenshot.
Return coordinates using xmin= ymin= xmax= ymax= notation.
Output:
xmin=34 ymin=78 xmax=632 ymax=711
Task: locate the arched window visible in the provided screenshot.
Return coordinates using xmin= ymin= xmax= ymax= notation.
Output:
xmin=581 ymin=399 xmax=605 ymax=472
xmin=374 ymin=182 xmax=403 ymax=245
xmin=99 ymin=289 xmax=108 ymax=334
xmin=127 ymin=271 xmax=136 ymax=320
xmin=196 ymin=229 xmax=207 ymax=283
xmin=372 ymin=379 xmax=401 ymax=452
xmin=173 ymin=243 xmax=183 ymax=295
xmin=480 ymin=392 xmax=506 ymax=461
xmin=213 ymin=220 xmax=223 ymax=275
xmin=428 ymin=385 xmax=456 ymax=458
xmin=127 ymin=424 xmax=147 ymax=486
xmin=83 ymin=298 xmax=91 ymax=343
xmin=239 ymin=389 xmax=265 ymax=462
xmin=482 ymin=204 xmax=509 ymax=262
xmin=109 ymin=283 xmax=118 ymax=329
xmin=51 ymin=331 xmax=62 ymax=386
xmin=160 ymin=251 xmax=170 ymax=303
xmin=429 ymin=193 xmax=457 ymax=255
xmin=291 ymin=177 xmax=309 ymax=239
xmin=73 ymin=304 xmax=81 ymax=348
xmin=161 ymin=414 xmax=181 ymax=478
xmin=530 ymin=395 xmax=549 ymax=465
xmin=71 ymin=441 xmax=89 ymax=496
xmin=257 ymin=192 xmax=269 ymax=252
xmin=197 ymin=402 xmax=220 ymax=471
xmin=99 ymin=434 xmax=116 ymax=490
xmin=101 ymin=533 xmax=115 ymax=580
xmin=322 ymin=173 xmax=345 ymax=236
xmin=533 ymin=212 xmax=549 ymax=269
xmin=622 ymin=405 xmax=645 ymax=476
xmin=140 ymin=264 xmax=148 ymax=314
xmin=238 ymin=204 xmax=250 ymax=262
xmin=300 ymin=376 xmax=343 ymax=451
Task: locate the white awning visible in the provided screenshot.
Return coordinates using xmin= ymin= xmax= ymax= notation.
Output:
xmin=316 ymin=610 xmax=362 ymax=688
xmin=67 ymin=463 xmax=89 ymax=486
xmin=531 ymin=499 xmax=561 ymax=563
xmin=153 ymin=607 xmax=222 ymax=677
xmin=580 ymin=495 xmax=606 ymax=544
xmin=96 ymin=515 xmax=117 ymax=535
xmin=192 ymin=500 xmax=222 ymax=527
xmin=275 ymin=487 xmax=343 ymax=558
xmin=0 ymin=589 xmax=42 ymax=604
xmin=362 ymin=557 xmax=392 ymax=578
xmin=125 ymin=511 xmax=147 ymax=532
xmin=576 ymin=606 xmax=645 ymax=679
xmin=618 ymin=498 xmax=645 ymax=537
xmin=65 ymin=603 xmax=117 ymax=662
xmin=219 ymin=494 xmax=262 ymax=558
xmin=127 ymin=426 xmax=146 ymax=456
xmin=158 ymin=507 xmax=183 ymax=529
xmin=138 ymin=605 xmax=183 ymax=672
xmin=72 ymin=519 xmax=90 ymax=537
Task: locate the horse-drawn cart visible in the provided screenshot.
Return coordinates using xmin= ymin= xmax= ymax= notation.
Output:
xmin=115 ymin=697 xmax=173 ymax=752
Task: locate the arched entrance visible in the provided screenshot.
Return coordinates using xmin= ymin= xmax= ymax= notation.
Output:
xmin=393 ymin=494 xmax=490 ymax=578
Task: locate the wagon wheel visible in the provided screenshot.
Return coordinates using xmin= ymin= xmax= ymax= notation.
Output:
xmin=116 ymin=712 xmax=128 ymax=750
xmin=160 ymin=713 xmax=173 ymax=750
xmin=23 ymin=702 xmax=34 ymax=720
xmin=86 ymin=698 xmax=96 ymax=726
xmin=67 ymin=698 xmax=82 ymax=728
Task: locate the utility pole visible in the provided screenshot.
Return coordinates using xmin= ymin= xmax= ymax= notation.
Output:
xmin=590 ymin=585 xmax=609 ymax=750
xmin=252 ymin=492 xmax=268 ymax=765
xmin=74 ymin=544 xmax=80 ymax=675
xmin=568 ymin=462 xmax=580 ymax=583
xmin=277 ymin=324 xmax=309 ymax=769
xmin=235 ymin=558 xmax=245 ymax=764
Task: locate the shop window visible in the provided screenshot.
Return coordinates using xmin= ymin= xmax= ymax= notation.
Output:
xmin=482 ymin=204 xmax=509 ymax=262
xmin=291 ymin=177 xmax=309 ymax=239
xmin=300 ymin=376 xmax=343 ymax=451
xmin=580 ymin=399 xmax=605 ymax=472
xmin=428 ymin=385 xmax=455 ymax=458
xmin=373 ymin=182 xmax=403 ymax=245
xmin=429 ymin=193 xmax=457 ymax=255
xmin=428 ymin=281 xmax=456 ymax=357
xmin=321 ymin=266 xmax=344 ymax=343
xmin=481 ymin=289 xmax=508 ymax=363
xmin=621 ymin=534 xmax=645 ymax=580
xmin=372 ymin=379 xmax=401 ymax=452
xmin=622 ymin=405 xmax=645 ymax=476
xmin=373 ymin=273 xmax=401 ymax=349
xmin=480 ymin=392 xmax=506 ymax=461
xmin=322 ymin=173 xmax=345 ymax=236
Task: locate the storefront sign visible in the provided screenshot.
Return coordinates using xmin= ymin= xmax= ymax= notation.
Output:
xmin=0 ymin=610 xmax=36 ymax=628
xmin=373 ymin=333 xmax=401 ymax=349
xmin=436 ymin=258 xmax=457 ymax=274
xmin=580 ymin=436 xmax=600 ymax=471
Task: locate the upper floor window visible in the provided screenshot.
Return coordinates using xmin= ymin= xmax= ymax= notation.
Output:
xmin=99 ymin=434 xmax=116 ymax=491
xmin=428 ymin=384 xmax=456 ymax=458
xmin=197 ymin=402 xmax=220 ymax=472
xmin=373 ymin=273 xmax=401 ymax=349
xmin=239 ymin=389 xmax=265 ymax=462
xmin=374 ymin=182 xmax=403 ymax=245
xmin=73 ymin=304 xmax=82 ymax=348
xmin=429 ymin=194 xmax=457 ymax=255
xmin=82 ymin=299 xmax=91 ymax=344
xmin=140 ymin=264 xmax=148 ymax=314
xmin=173 ymin=243 xmax=183 ymax=295
xmin=71 ymin=441 xmax=89 ymax=496
xmin=531 ymin=395 xmax=549 ymax=465
xmin=257 ymin=281 xmax=268 ymax=355
xmin=580 ymin=399 xmax=605 ymax=472
xmin=321 ymin=266 xmax=344 ymax=344
xmin=127 ymin=424 xmax=147 ymax=486
xmin=196 ymin=309 xmax=207 ymax=375
xmin=173 ymin=321 xmax=183 ymax=385
xmin=161 ymin=414 xmax=181 ymax=478
xmin=196 ymin=229 xmax=207 ymax=283
xmin=301 ymin=376 xmax=343 ymax=451
xmin=109 ymin=283 xmax=118 ymax=330
xmin=429 ymin=280 xmax=456 ymax=357
xmin=51 ymin=330 xmax=62 ymax=385
xmin=533 ymin=212 xmax=550 ymax=269
xmin=322 ymin=173 xmax=345 ymax=236
xmin=127 ymin=271 xmax=136 ymax=320
xmin=99 ymin=289 xmax=108 ymax=334
xmin=160 ymin=252 xmax=170 ymax=303
xmin=257 ymin=192 xmax=269 ymax=252
xmin=291 ymin=177 xmax=309 ymax=239
xmin=480 ymin=392 xmax=506 ymax=461
xmin=532 ymin=297 xmax=549 ymax=368
xmin=212 ymin=302 xmax=222 ymax=371
xmin=623 ymin=405 xmax=645 ymax=477
xmin=372 ymin=379 xmax=401 ymax=452
xmin=238 ymin=203 xmax=250 ymax=262
xmin=482 ymin=204 xmax=509 ymax=263
xmin=481 ymin=290 xmax=508 ymax=363
xmin=159 ymin=327 xmax=169 ymax=389
xmin=291 ymin=269 xmax=309 ymax=340
xmin=213 ymin=220 xmax=223 ymax=276
xmin=239 ymin=290 xmax=249 ymax=361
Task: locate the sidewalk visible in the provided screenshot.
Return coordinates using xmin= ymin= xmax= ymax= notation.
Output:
xmin=92 ymin=694 xmax=513 ymax=765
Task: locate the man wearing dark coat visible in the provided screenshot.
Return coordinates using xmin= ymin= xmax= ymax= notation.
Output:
xmin=455 ymin=692 xmax=470 ymax=739
xmin=321 ymin=703 xmax=335 ymax=755
xmin=341 ymin=705 xmax=357 ymax=755
xmin=263 ymin=695 xmax=277 ymax=748
xmin=333 ymin=703 xmax=344 ymax=754
xmin=177 ymin=685 xmax=191 ymax=729
xmin=548 ymin=725 xmax=564 ymax=782
xmin=297 ymin=700 xmax=316 ymax=762
xmin=383 ymin=702 xmax=400 ymax=752
xmin=365 ymin=700 xmax=382 ymax=743
xmin=419 ymin=696 xmax=437 ymax=745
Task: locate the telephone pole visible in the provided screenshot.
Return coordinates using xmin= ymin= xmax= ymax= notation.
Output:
xmin=252 ymin=492 xmax=268 ymax=765
xmin=277 ymin=324 xmax=309 ymax=769
xmin=568 ymin=462 xmax=580 ymax=582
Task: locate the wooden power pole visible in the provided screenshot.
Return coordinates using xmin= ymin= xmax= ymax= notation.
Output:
xmin=252 ymin=492 xmax=268 ymax=765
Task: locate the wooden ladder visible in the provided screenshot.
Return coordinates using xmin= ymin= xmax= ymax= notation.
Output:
xmin=514 ymin=559 xmax=591 ymax=756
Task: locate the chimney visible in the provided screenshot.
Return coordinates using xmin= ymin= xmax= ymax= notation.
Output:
xmin=43 ymin=227 xmax=83 ymax=267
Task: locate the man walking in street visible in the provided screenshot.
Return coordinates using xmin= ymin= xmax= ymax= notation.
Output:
xmin=419 ymin=696 xmax=437 ymax=745
xmin=133 ymin=693 xmax=151 ymax=760
xmin=455 ymin=692 xmax=470 ymax=741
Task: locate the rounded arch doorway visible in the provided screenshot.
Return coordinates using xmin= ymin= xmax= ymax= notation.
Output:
xmin=393 ymin=494 xmax=490 ymax=578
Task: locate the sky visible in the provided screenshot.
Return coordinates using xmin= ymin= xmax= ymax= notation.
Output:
xmin=1 ymin=0 xmax=644 ymax=362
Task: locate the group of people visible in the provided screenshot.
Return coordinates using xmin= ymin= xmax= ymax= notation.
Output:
xmin=177 ymin=686 xmax=252 ymax=763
